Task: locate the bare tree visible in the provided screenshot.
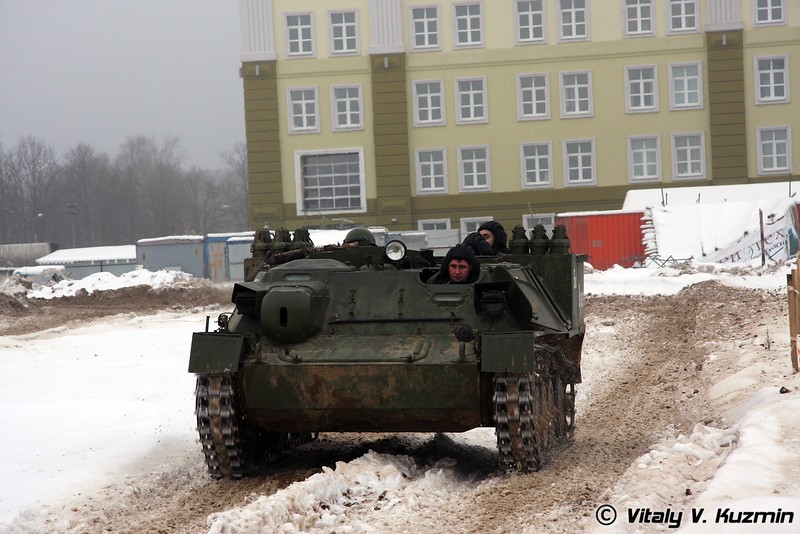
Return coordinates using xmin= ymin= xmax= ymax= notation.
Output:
xmin=183 ymin=166 xmax=222 ymax=235
xmin=6 ymin=137 xmax=57 ymax=243
xmin=58 ymin=144 xmax=113 ymax=247
xmin=0 ymin=135 xmax=251 ymax=247
xmin=220 ymin=142 xmax=249 ymax=230
xmin=113 ymin=135 xmax=187 ymax=241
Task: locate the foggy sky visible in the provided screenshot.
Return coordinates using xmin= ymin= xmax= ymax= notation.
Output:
xmin=0 ymin=0 xmax=245 ymax=170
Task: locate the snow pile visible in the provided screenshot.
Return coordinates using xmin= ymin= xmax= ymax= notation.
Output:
xmin=584 ymin=260 xmax=788 ymax=296
xmin=207 ymin=452 xmax=471 ymax=533
xmin=0 ymin=275 xmax=31 ymax=299
xmin=26 ymin=268 xmax=199 ymax=299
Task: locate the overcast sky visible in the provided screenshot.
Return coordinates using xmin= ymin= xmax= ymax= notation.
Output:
xmin=0 ymin=0 xmax=245 ymax=170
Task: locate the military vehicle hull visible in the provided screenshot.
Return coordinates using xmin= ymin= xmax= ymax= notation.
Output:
xmin=190 ymin=225 xmax=584 ymax=479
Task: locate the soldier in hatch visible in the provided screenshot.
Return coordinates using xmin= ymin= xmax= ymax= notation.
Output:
xmin=427 ymin=243 xmax=481 ymax=284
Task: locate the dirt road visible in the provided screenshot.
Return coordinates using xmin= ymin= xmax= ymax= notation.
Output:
xmin=1 ymin=280 xmax=785 ymax=533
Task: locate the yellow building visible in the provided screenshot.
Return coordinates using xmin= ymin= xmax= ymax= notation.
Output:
xmin=238 ymin=0 xmax=799 ymax=235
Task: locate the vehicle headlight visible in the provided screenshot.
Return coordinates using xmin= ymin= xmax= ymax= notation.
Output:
xmin=384 ymin=239 xmax=407 ymax=261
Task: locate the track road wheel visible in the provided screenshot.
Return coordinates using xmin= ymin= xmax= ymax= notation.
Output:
xmin=493 ymin=373 xmax=541 ymax=472
xmin=195 ymin=374 xmax=245 ymax=479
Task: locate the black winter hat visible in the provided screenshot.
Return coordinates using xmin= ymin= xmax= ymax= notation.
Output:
xmin=439 ymin=243 xmax=481 ymax=283
xmin=477 ymin=221 xmax=508 ymax=250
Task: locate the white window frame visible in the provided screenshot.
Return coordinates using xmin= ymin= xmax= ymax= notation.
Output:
xmin=757 ymin=126 xmax=792 ymax=175
xmin=671 ymin=132 xmax=706 ymax=181
xmin=287 ymin=87 xmax=319 ymax=134
xmin=294 ymin=148 xmax=366 ymax=216
xmin=458 ymin=145 xmax=491 ymax=192
xmin=455 ymin=77 xmax=488 ymax=124
xmin=624 ymin=0 xmax=654 ymax=37
xmin=753 ymin=0 xmax=786 ymax=27
xmin=413 ymin=80 xmax=445 ymax=127
xmin=625 ymin=65 xmax=659 ymax=113
xmin=517 ymin=73 xmax=550 ymax=120
xmin=409 ymin=5 xmax=441 ymax=51
xmin=628 ymin=135 xmax=661 ymax=183
xmin=418 ymin=218 xmax=451 ymax=231
xmin=669 ymin=62 xmax=703 ymax=110
xmin=666 ymin=0 xmax=698 ymax=34
xmin=453 ymin=2 xmax=484 ymax=48
xmin=461 ymin=216 xmax=493 ymax=236
xmin=285 ymin=13 xmax=315 ymax=58
xmin=563 ymin=138 xmax=596 ymax=186
xmin=330 ymin=85 xmax=363 ymax=131
xmin=558 ymin=0 xmax=589 ymax=42
xmin=755 ymin=55 xmax=789 ymax=105
xmin=523 ymin=213 xmax=555 ymax=234
xmin=520 ymin=142 xmax=552 ymax=188
xmin=559 ymin=70 xmax=593 ymax=118
xmin=415 ymin=148 xmax=448 ymax=194
xmin=515 ymin=0 xmax=547 ymax=44
xmin=328 ymin=10 xmax=359 ymax=56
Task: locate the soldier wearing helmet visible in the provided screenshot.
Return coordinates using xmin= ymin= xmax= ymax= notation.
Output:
xmin=343 ymin=227 xmax=376 ymax=246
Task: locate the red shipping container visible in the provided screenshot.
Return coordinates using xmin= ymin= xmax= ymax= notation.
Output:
xmin=555 ymin=210 xmax=646 ymax=270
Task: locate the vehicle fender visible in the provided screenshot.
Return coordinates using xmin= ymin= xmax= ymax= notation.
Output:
xmin=480 ymin=332 xmax=536 ymax=373
xmin=188 ymin=332 xmax=245 ymax=373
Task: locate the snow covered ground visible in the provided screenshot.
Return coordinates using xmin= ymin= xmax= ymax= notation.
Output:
xmin=0 ymin=261 xmax=798 ymax=533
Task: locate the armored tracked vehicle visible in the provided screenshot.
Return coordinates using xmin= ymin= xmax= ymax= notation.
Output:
xmin=189 ymin=225 xmax=585 ymax=479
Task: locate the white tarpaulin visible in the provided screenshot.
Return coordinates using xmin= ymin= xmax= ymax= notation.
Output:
xmin=650 ymin=198 xmax=796 ymax=263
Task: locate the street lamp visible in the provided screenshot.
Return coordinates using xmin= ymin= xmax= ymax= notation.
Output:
xmin=66 ymin=202 xmax=78 ymax=248
xmin=33 ymin=213 xmax=44 ymax=243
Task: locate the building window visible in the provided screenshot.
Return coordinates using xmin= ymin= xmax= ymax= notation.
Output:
xmin=517 ymin=74 xmax=549 ymax=119
xmin=288 ymin=88 xmax=318 ymax=133
xmin=329 ymin=11 xmax=358 ymax=55
xmin=454 ymin=3 xmax=483 ymax=48
xmin=331 ymin=86 xmax=362 ymax=131
xmin=560 ymin=71 xmax=592 ymax=117
xmin=755 ymin=56 xmax=789 ymax=104
xmin=559 ymin=0 xmax=588 ymax=41
xmin=410 ymin=6 xmax=440 ymax=50
xmin=625 ymin=0 xmax=653 ymax=36
xmin=520 ymin=142 xmax=551 ymax=187
xmin=418 ymin=218 xmax=451 ymax=231
xmin=758 ymin=127 xmax=791 ymax=174
xmin=459 ymin=146 xmax=490 ymax=191
xmin=668 ymin=0 xmax=697 ymax=33
xmin=416 ymin=148 xmax=448 ymax=193
xmin=672 ymin=133 xmax=705 ymax=180
xmin=625 ymin=66 xmax=658 ymax=112
xmin=670 ymin=63 xmax=702 ymax=109
xmin=754 ymin=0 xmax=785 ymax=26
xmin=461 ymin=216 xmax=492 ymax=235
xmin=516 ymin=0 xmax=546 ymax=44
xmin=296 ymin=150 xmax=365 ymax=215
xmin=456 ymin=78 xmax=487 ymax=123
xmin=413 ymin=80 xmax=445 ymax=126
xmin=523 ymin=213 xmax=555 ymax=235
xmin=563 ymin=139 xmax=595 ymax=186
xmin=628 ymin=136 xmax=661 ymax=182
xmin=285 ymin=13 xmax=314 ymax=57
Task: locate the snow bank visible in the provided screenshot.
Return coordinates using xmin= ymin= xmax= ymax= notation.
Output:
xmin=26 ymin=269 xmax=199 ymax=299
xmin=207 ymin=452 xmax=471 ymax=534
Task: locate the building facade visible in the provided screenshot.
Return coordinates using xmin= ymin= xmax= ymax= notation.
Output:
xmin=238 ymin=0 xmax=799 ymax=235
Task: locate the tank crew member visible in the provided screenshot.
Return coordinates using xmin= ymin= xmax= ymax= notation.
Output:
xmin=428 ymin=243 xmax=481 ymax=284
xmin=342 ymin=227 xmax=376 ymax=246
xmin=462 ymin=221 xmax=510 ymax=255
